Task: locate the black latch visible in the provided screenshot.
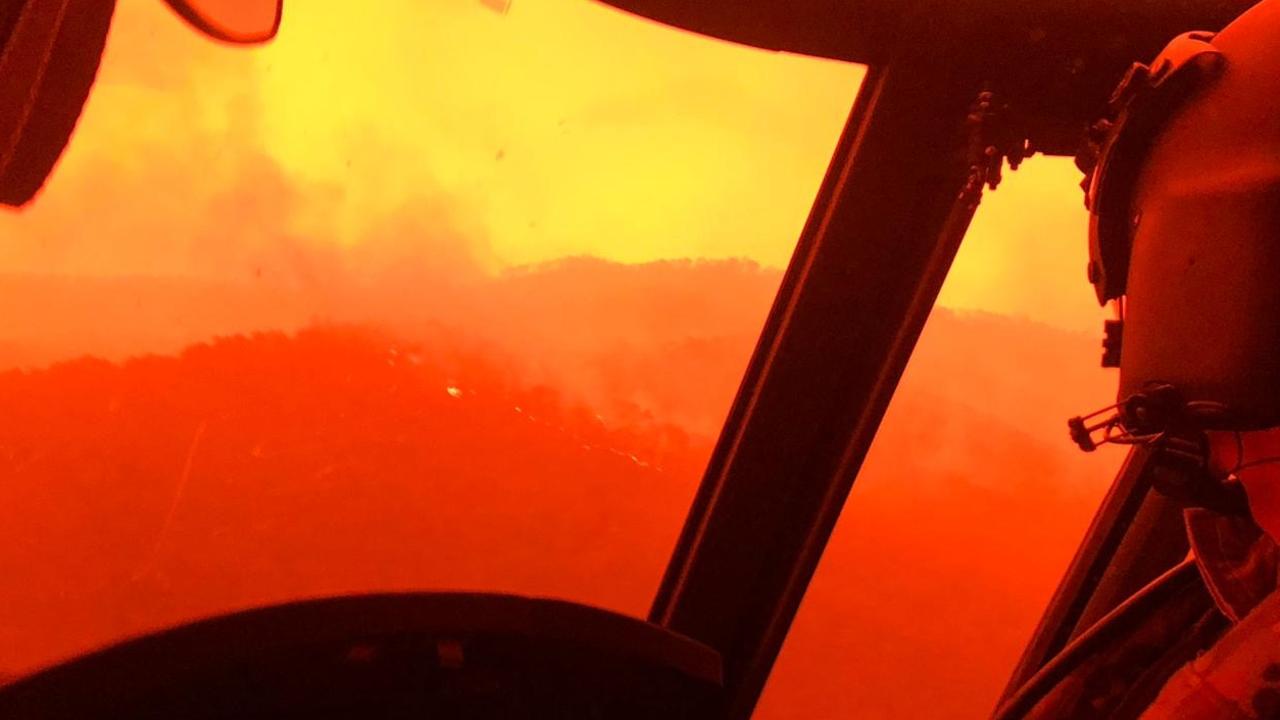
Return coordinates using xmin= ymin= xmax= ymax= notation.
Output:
xmin=1149 ymin=430 xmax=1250 ymax=516
xmin=1102 ymin=319 xmax=1123 ymax=368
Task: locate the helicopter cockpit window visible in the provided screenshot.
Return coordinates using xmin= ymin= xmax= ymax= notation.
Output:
xmin=0 ymin=0 xmax=857 ymax=679
xmin=756 ymin=157 xmax=1119 ymax=717
xmin=1 ymin=0 xmax=1131 ymax=711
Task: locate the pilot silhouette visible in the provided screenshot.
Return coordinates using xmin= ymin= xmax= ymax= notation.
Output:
xmin=1021 ymin=1 xmax=1280 ymax=716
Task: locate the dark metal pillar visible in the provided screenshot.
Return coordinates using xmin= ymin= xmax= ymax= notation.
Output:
xmin=650 ymin=54 xmax=989 ymax=718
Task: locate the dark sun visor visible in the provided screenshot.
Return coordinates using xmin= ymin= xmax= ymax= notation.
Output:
xmin=0 ymin=0 xmax=281 ymax=209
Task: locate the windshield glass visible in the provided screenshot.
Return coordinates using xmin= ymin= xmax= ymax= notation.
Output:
xmin=2 ymin=0 xmax=1115 ymax=707
xmin=759 ymin=157 xmax=1115 ymax=717
xmin=0 ymin=0 xmax=858 ymax=677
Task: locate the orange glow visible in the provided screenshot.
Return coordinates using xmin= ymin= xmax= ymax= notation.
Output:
xmin=0 ymin=0 xmax=858 ymax=275
xmin=1 ymin=0 xmax=1102 ymax=331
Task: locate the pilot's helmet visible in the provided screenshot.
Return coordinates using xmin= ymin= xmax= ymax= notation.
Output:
xmin=1079 ymin=0 xmax=1280 ymax=436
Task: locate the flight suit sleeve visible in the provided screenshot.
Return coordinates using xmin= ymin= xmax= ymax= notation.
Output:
xmin=1141 ymin=587 xmax=1280 ymax=720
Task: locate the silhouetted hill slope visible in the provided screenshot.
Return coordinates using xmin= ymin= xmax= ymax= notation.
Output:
xmin=0 ymin=326 xmax=703 ymax=674
xmin=0 ymin=259 xmax=1110 ymax=439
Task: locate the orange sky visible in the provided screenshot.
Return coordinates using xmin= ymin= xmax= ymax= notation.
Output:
xmin=0 ymin=0 xmax=1105 ymax=333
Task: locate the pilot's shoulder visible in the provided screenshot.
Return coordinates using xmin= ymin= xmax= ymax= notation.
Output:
xmin=1142 ymin=586 xmax=1280 ymax=719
